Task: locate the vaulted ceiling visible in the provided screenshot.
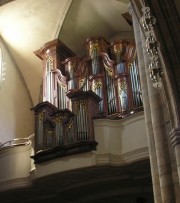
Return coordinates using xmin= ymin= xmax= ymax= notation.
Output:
xmin=0 ymin=0 xmax=132 ymax=105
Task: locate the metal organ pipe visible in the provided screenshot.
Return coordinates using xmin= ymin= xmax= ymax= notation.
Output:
xmin=130 ymin=64 xmax=137 ymax=106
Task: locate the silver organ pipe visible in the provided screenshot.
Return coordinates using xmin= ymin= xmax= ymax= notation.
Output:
xmin=46 ymin=60 xmax=51 ymax=103
xmin=128 ymin=61 xmax=142 ymax=108
xmin=74 ymin=100 xmax=89 ymax=141
xmin=105 ymin=70 xmax=117 ymax=115
xmin=118 ymin=77 xmax=129 ymax=112
xmin=92 ymin=79 xmax=103 ymax=113
xmin=46 ymin=128 xmax=53 ymax=149
xmin=37 ymin=113 xmax=44 ymax=150
xmin=66 ymin=117 xmax=74 ymax=144
xmin=57 ymin=83 xmax=67 ymax=109
xmin=55 ymin=117 xmax=64 ymax=145
xmin=133 ymin=60 xmax=142 ymax=106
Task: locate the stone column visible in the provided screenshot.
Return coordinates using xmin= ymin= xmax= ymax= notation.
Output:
xmin=146 ymin=0 xmax=180 ymax=190
xmin=129 ymin=3 xmax=162 ymax=203
xmin=169 ymin=128 xmax=180 ymax=184
xmin=140 ymin=19 xmax=176 ymax=203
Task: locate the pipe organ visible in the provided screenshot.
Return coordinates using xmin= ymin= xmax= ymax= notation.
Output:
xmin=31 ymin=37 xmax=142 ymax=163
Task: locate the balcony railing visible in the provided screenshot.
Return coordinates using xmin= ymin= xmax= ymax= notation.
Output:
xmin=0 ymin=134 xmax=34 ymax=150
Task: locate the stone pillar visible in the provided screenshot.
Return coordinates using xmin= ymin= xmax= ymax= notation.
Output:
xmin=146 ymin=0 xmax=180 ymax=188
xmin=129 ymin=3 xmax=162 ymax=203
xmin=169 ymin=128 xmax=180 ymax=184
xmin=140 ymin=19 xmax=176 ymax=203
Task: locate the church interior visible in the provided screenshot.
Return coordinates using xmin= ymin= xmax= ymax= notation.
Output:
xmin=0 ymin=0 xmax=180 ymax=202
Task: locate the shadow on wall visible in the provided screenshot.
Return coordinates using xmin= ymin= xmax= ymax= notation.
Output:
xmin=0 ymin=36 xmax=34 ymax=143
